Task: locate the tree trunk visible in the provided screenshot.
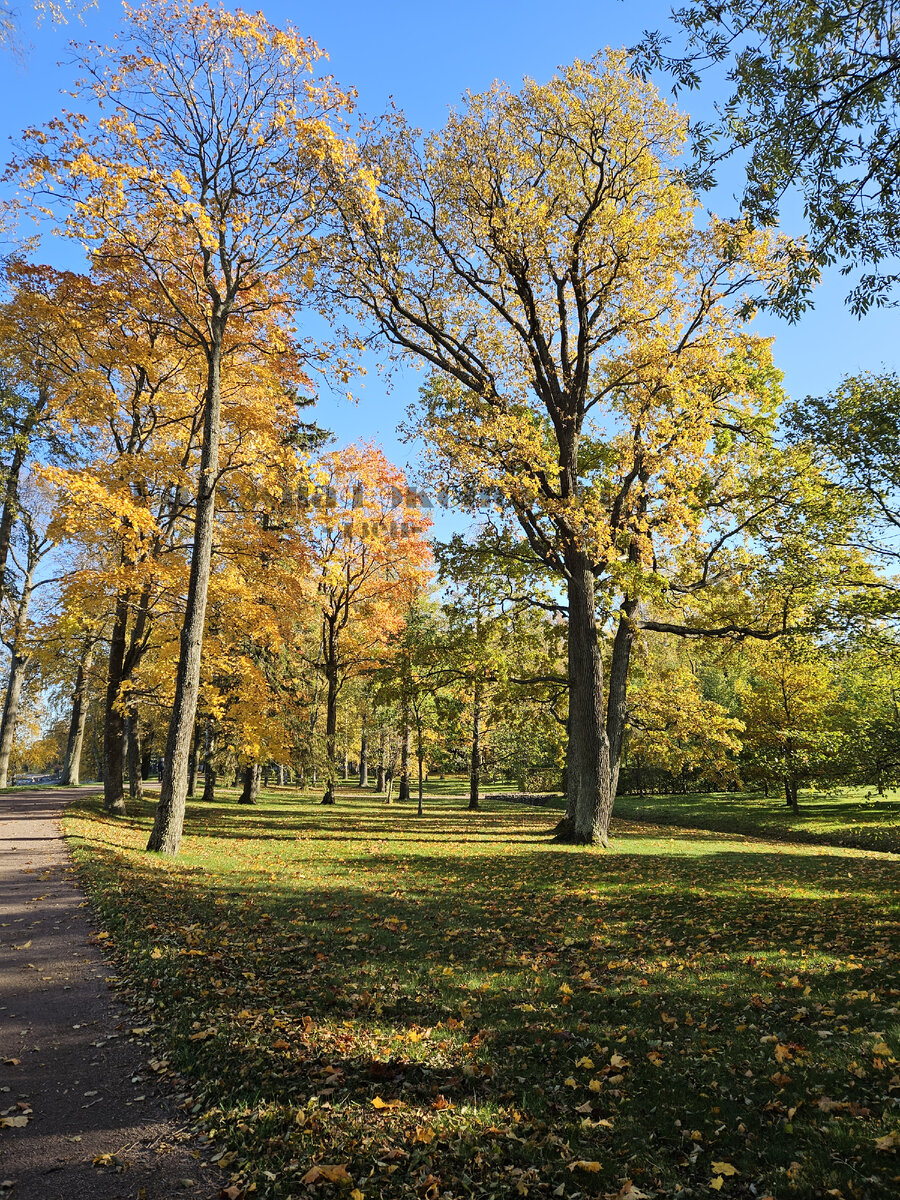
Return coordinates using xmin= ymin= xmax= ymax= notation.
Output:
xmin=607 ymin=597 xmax=639 ymax=804
xmin=322 ymin=665 xmax=338 ymax=804
xmin=125 ymin=711 xmax=143 ymax=802
xmin=187 ymin=720 xmax=201 ymax=798
xmin=469 ymin=680 xmax=482 ymax=811
xmin=148 ymin=325 xmax=225 ymax=854
xmin=420 ymin=715 xmax=427 ymax=820
xmin=61 ymin=638 xmax=95 ymax=787
xmin=785 ymin=776 xmax=799 ymax=814
xmin=559 ymin=561 xmax=611 ymax=846
xmin=277 ymin=763 xmax=285 ymax=786
xmin=376 ymin=730 xmax=385 ymax=792
xmin=201 ymin=720 xmax=218 ymax=802
xmin=359 ymin=724 xmax=368 ymax=788
xmin=399 ymin=706 xmax=411 ymax=801
xmin=103 ymin=593 xmax=129 ymax=815
xmin=239 ymin=762 xmax=260 ymax=805
xmin=0 ymin=647 xmax=28 ymax=790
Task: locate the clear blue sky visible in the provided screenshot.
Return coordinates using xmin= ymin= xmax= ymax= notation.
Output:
xmin=2 ymin=0 xmax=896 ymax=517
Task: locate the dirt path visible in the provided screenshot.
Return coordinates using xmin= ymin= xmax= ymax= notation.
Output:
xmin=0 ymin=787 xmax=219 ymax=1200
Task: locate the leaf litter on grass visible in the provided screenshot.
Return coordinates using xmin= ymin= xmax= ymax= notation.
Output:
xmin=64 ymin=791 xmax=900 ymax=1200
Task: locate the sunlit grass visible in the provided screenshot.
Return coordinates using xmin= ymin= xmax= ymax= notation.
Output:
xmin=66 ymin=788 xmax=900 ymax=1200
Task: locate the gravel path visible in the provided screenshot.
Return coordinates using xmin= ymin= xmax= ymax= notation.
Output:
xmin=0 ymin=786 xmax=219 ymax=1200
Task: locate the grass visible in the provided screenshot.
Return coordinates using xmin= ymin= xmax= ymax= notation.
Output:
xmin=64 ymin=786 xmax=900 ymax=1200
xmin=611 ymin=787 xmax=900 ymax=856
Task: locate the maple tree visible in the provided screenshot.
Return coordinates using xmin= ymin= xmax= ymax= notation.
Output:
xmin=297 ymin=444 xmax=432 ymax=804
xmin=15 ymin=0 xmax=375 ymax=853
xmin=332 ymin=51 xmax=801 ymax=844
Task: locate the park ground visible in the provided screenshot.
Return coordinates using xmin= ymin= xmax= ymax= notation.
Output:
xmin=62 ymin=784 xmax=900 ymax=1200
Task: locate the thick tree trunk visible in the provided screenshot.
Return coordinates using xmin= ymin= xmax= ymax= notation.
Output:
xmin=322 ymin=666 xmax=338 ymax=804
xmin=469 ymin=680 xmax=482 ymax=811
xmin=359 ymin=724 xmax=368 ymax=788
xmin=277 ymin=763 xmax=285 ymax=786
xmin=103 ymin=593 xmax=129 ymax=816
xmin=61 ymin=638 xmax=95 ymax=788
xmin=125 ymin=712 xmax=143 ymax=802
xmin=148 ymin=326 xmax=225 ymax=854
xmin=560 ymin=561 xmax=611 ymax=846
xmin=0 ymin=648 xmax=28 ymax=790
xmin=0 ymin=548 xmax=38 ymax=789
xmin=201 ymin=720 xmax=218 ymax=802
xmin=607 ymin=598 xmax=638 ymax=804
xmin=187 ymin=720 xmax=201 ymax=798
xmin=239 ymin=762 xmax=260 ymax=805
xmin=399 ymin=705 xmax=411 ymax=802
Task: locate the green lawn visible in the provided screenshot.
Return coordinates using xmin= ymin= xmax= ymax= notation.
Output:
xmin=611 ymin=787 xmax=900 ymax=856
xmin=65 ymin=789 xmax=900 ymax=1200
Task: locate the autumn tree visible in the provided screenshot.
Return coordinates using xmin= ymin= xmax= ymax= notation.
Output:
xmin=17 ymin=0 xmax=375 ymax=854
xmin=332 ymin=52 xmax=798 ymax=844
xmin=298 ymin=444 xmax=431 ymax=805
xmin=0 ymin=491 xmax=55 ymax=788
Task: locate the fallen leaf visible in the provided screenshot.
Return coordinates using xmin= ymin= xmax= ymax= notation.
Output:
xmin=710 ymin=1177 xmax=724 ymax=1191
xmin=568 ymin=1160 xmax=601 ymax=1173
xmin=711 ymin=1163 xmax=739 ymax=1176
xmin=0 ymin=1116 xmax=29 ymax=1128
xmin=371 ymin=1096 xmax=402 ymax=1110
xmin=875 ymin=1132 xmax=900 ymax=1152
xmin=301 ymin=1164 xmax=352 ymax=1185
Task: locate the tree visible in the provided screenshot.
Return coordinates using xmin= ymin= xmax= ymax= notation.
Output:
xmin=0 ymin=496 xmax=54 ymax=788
xmin=735 ymin=637 xmax=842 ymax=811
xmin=636 ymin=0 xmax=900 ymax=311
xmin=299 ymin=444 xmax=431 ymax=804
xmin=788 ymin=373 xmax=900 ymax=560
xmin=333 ymin=51 xmax=796 ymax=844
xmin=17 ymin=0 xmax=374 ymax=854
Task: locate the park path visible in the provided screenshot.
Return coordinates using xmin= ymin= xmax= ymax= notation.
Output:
xmin=0 ymin=786 xmax=218 ymax=1200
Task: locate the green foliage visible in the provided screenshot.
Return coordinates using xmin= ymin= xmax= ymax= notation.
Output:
xmin=636 ymin=0 xmax=900 ymax=311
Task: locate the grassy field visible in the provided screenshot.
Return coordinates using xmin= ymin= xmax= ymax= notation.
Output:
xmin=611 ymin=787 xmax=900 ymax=856
xmin=65 ymin=787 xmax=900 ymax=1200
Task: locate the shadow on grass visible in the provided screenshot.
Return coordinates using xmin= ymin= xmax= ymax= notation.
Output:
xmin=65 ymin=793 xmax=900 ymax=1200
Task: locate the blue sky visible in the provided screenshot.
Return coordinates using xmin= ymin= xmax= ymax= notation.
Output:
xmin=2 ymin=0 xmax=896 ymax=523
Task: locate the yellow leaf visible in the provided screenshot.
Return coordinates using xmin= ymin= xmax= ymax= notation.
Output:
xmin=872 ymin=1040 xmax=891 ymax=1056
xmin=589 ymin=1078 xmax=602 ymax=1092
xmin=711 ymin=1162 xmax=739 ymax=1176
xmin=301 ymin=1164 xmax=352 ymax=1184
xmin=350 ymin=1191 xmax=365 ymax=1200
xmin=568 ymin=1160 xmax=601 ymax=1173
xmin=414 ymin=1126 xmax=436 ymax=1144
xmin=710 ymin=1176 xmax=724 ymax=1191
xmin=371 ymin=1096 xmax=402 ymax=1110
xmin=559 ymin=982 xmax=573 ymax=995
xmin=575 ymin=1056 xmax=594 ymax=1069
xmin=0 ymin=1115 xmax=29 ymax=1128
xmin=875 ymin=1131 xmax=900 ymax=1152
xmin=563 ymin=1076 xmax=577 ymax=1088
